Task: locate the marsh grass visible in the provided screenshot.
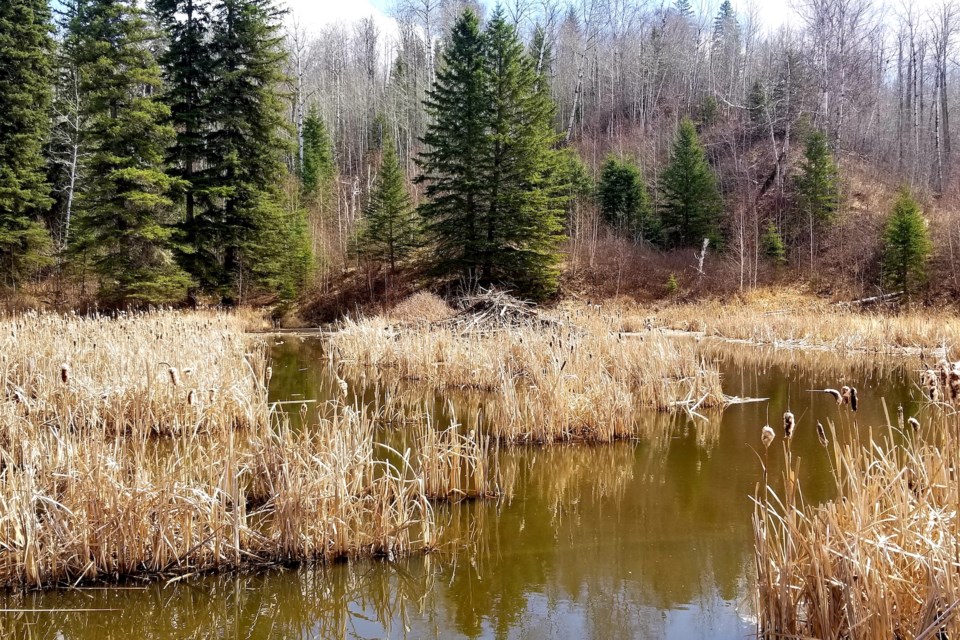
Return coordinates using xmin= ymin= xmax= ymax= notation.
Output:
xmin=754 ymin=409 xmax=960 ymax=638
xmin=0 ymin=312 xmax=469 ymax=590
xmin=328 ymin=312 xmax=725 ymax=444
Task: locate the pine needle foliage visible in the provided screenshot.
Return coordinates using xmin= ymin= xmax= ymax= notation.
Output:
xmin=882 ymin=188 xmax=932 ymax=300
xmin=0 ymin=0 xmax=54 ymax=287
xmin=659 ymin=117 xmax=723 ymax=248
xmin=356 ymin=144 xmax=420 ymax=272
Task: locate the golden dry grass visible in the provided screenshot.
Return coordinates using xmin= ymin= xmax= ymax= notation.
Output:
xmin=327 ymin=310 xmax=725 ymax=444
xmin=640 ymin=294 xmax=960 ymax=354
xmin=0 ymin=312 xmax=450 ymax=589
xmin=755 ymin=410 xmax=960 ymax=638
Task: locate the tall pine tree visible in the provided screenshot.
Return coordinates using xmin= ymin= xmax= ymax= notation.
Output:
xmin=69 ymin=0 xmax=192 ymax=306
xmin=417 ymin=10 xmax=489 ymax=285
xmin=197 ymin=0 xmax=310 ymax=301
xmin=882 ymin=189 xmax=931 ymax=300
xmin=794 ymin=129 xmax=840 ymax=272
xmin=659 ymin=118 xmax=723 ymax=247
xmin=300 ymin=107 xmax=335 ymax=200
xmin=0 ymin=0 xmax=54 ymax=287
xmin=356 ymin=144 xmax=420 ymax=273
xmin=479 ymin=10 xmax=565 ymax=297
xmin=152 ymin=0 xmax=214 ymax=229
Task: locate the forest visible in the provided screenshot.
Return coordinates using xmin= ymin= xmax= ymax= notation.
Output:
xmin=0 ymin=0 xmax=958 ymax=312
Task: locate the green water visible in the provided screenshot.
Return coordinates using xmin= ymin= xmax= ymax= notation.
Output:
xmin=1 ymin=336 xmax=926 ymax=639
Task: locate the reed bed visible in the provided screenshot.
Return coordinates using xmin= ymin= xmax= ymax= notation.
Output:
xmin=0 ymin=311 xmax=456 ymax=590
xmin=755 ymin=411 xmax=960 ymax=638
xmin=327 ymin=313 xmax=725 ymax=444
xmin=644 ymin=298 xmax=960 ymax=354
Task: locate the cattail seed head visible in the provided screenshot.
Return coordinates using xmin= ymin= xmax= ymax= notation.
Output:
xmin=783 ymin=412 xmax=795 ymax=439
xmin=816 ymin=421 xmax=828 ymax=448
xmin=266 ymin=366 xmax=273 ymax=384
xmin=848 ymin=387 xmax=858 ymax=412
xmin=908 ymin=416 xmax=920 ymax=432
xmin=187 ymin=389 xmax=196 ymax=406
xmin=60 ymin=363 xmax=70 ymax=385
xmin=168 ymin=367 xmax=180 ymax=386
xmin=761 ymin=425 xmax=775 ymax=450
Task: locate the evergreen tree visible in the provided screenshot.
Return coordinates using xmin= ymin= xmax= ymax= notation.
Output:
xmin=882 ymin=189 xmax=931 ymax=299
xmin=356 ymin=144 xmax=420 ymax=272
xmin=659 ymin=118 xmax=723 ymax=248
xmin=417 ymin=10 xmax=488 ymax=284
xmin=712 ymin=0 xmax=736 ymax=42
xmin=0 ymin=0 xmax=54 ymax=287
xmin=152 ymin=0 xmax=214 ymax=228
xmin=477 ymin=10 xmax=566 ymax=297
xmin=675 ymin=0 xmax=694 ymax=18
xmin=795 ymin=130 xmax=840 ymax=226
xmin=762 ymin=221 xmax=787 ymax=265
xmin=300 ymin=106 xmax=336 ymax=211
xmin=68 ymin=0 xmax=192 ymax=306
xmin=748 ymin=79 xmax=767 ymax=124
xmin=597 ymin=157 xmax=658 ymax=243
xmin=197 ymin=0 xmax=310 ymax=301
xmin=417 ymin=9 xmax=566 ymax=299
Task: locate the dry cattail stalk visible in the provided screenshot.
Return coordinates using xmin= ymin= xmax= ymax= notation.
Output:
xmin=908 ymin=416 xmax=920 ymax=432
xmin=783 ymin=412 xmax=795 ymax=439
xmin=761 ymin=425 xmax=776 ymax=450
xmin=168 ymin=367 xmax=181 ymax=386
xmin=187 ymin=389 xmax=196 ymax=406
xmin=816 ymin=421 xmax=828 ymax=448
xmin=265 ymin=366 xmax=273 ymax=385
xmin=60 ymin=363 xmax=70 ymax=385
xmin=897 ymin=404 xmax=904 ymax=429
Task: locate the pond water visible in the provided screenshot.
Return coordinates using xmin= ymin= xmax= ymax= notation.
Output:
xmin=1 ymin=336 xmax=927 ymax=639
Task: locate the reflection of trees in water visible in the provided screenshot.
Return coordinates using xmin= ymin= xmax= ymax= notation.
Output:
xmin=0 ymin=561 xmax=439 ymax=640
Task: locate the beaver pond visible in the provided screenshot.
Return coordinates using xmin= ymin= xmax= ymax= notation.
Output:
xmin=1 ymin=335 xmax=925 ymax=639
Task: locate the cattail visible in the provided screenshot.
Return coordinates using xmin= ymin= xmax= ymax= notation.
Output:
xmin=60 ymin=363 xmax=70 ymax=385
xmin=209 ymin=388 xmax=218 ymax=402
xmin=783 ymin=411 xmax=795 ymax=439
xmin=908 ymin=416 xmax=920 ymax=432
xmin=168 ymin=367 xmax=181 ymax=386
xmin=761 ymin=425 xmax=776 ymax=450
xmin=265 ymin=366 xmax=273 ymax=385
xmin=336 ymin=376 xmax=348 ymax=397
xmin=816 ymin=421 xmax=828 ymax=448
xmin=897 ymin=404 xmax=904 ymax=429
xmin=824 ymin=388 xmax=843 ymax=404
xmin=949 ymin=369 xmax=960 ymax=404
xmin=187 ymin=389 xmax=196 ymax=406
xmin=840 ymin=386 xmax=851 ymax=406
xmin=848 ymin=387 xmax=858 ymax=412
xmin=930 ymin=386 xmax=941 ymax=402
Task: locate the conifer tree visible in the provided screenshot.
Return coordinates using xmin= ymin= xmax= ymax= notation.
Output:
xmin=0 ymin=0 xmax=54 ymax=287
xmin=762 ymin=221 xmax=787 ymax=265
xmin=417 ymin=10 xmax=488 ymax=284
xmin=597 ymin=157 xmax=657 ymax=243
xmin=356 ymin=144 xmax=420 ymax=272
xmin=152 ymin=0 xmax=214 ymax=228
xmin=659 ymin=118 xmax=723 ymax=247
xmin=882 ymin=189 xmax=931 ymax=300
xmin=67 ymin=0 xmax=192 ymax=306
xmin=301 ymin=107 xmax=335 ymax=198
xmin=479 ymin=10 xmax=565 ymax=297
xmin=795 ymin=130 xmax=840 ymax=226
xmin=197 ymin=0 xmax=310 ymax=301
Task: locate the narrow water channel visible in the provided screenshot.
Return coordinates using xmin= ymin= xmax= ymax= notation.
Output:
xmin=1 ymin=336 xmax=926 ymax=639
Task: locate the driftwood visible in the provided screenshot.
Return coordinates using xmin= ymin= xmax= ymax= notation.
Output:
xmin=435 ymin=288 xmax=565 ymax=332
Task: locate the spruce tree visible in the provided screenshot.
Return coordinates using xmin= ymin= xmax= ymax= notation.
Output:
xmin=198 ymin=0 xmax=310 ymax=301
xmin=882 ymin=189 xmax=931 ymax=300
xmin=416 ymin=10 xmax=488 ymax=284
xmin=0 ymin=0 xmax=54 ymax=287
xmin=597 ymin=157 xmax=657 ymax=244
xmin=301 ymin=107 xmax=335 ymax=198
xmin=479 ymin=10 xmax=566 ymax=297
xmin=762 ymin=221 xmax=787 ymax=265
xmin=356 ymin=144 xmax=420 ymax=272
xmin=152 ymin=0 xmax=214 ymax=228
xmin=69 ymin=0 xmax=192 ymax=306
xmin=659 ymin=117 xmax=723 ymax=248
xmin=795 ymin=130 xmax=840 ymax=226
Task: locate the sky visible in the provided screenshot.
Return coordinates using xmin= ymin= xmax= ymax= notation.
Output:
xmin=284 ymin=0 xmax=950 ymax=36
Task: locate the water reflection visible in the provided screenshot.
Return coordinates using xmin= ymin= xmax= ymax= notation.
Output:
xmin=1 ymin=335 xmax=920 ymax=639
